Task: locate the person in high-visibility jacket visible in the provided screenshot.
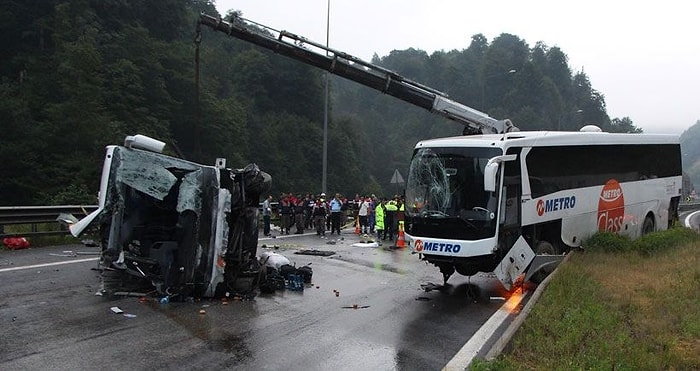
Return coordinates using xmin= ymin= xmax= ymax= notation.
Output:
xmin=397 ymin=199 xmax=405 ymax=234
xmin=374 ymin=198 xmax=386 ymax=241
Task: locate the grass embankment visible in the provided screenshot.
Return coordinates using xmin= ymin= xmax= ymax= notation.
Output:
xmin=473 ymin=227 xmax=700 ymax=370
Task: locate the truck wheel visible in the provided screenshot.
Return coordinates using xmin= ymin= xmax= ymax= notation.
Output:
xmin=642 ymin=216 xmax=655 ymax=235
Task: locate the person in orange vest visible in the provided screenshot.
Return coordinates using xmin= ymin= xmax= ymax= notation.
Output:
xmin=396 ymin=196 xmax=405 ymax=235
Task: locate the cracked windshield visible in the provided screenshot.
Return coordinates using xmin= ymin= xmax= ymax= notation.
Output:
xmin=405 ymin=147 xmax=501 ymax=222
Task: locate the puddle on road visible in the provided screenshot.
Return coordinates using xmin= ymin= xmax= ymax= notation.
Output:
xmin=207 ymin=333 xmax=253 ymax=359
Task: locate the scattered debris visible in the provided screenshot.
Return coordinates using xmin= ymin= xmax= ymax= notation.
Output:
xmin=260 ymin=251 xmax=291 ymax=270
xmin=113 ymin=291 xmax=148 ymax=297
xmin=420 ymin=282 xmax=444 ymax=292
xmin=110 ymin=306 xmax=124 ymax=314
xmin=50 ymin=250 xmax=101 ymax=257
xmin=341 ymin=304 xmax=370 ymax=309
xmin=296 ymin=265 xmax=313 ymax=283
xmin=352 ymin=241 xmax=379 ymax=248
xmin=122 ymin=313 xmax=137 ymax=318
xmin=56 ymin=212 xmax=79 ymax=225
xmin=2 ymin=237 xmax=30 ymax=250
xmin=199 ymin=309 xmax=206 ymax=315
xmin=294 ymin=249 xmax=335 ymax=256
xmin=82 ymin=239 xmax=98 ymax=247
xmin=286 ymin=274 xmax=304 ymax=291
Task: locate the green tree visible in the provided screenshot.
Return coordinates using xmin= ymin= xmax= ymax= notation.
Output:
xmin=609 ymin=117 xmax=643 ymax=133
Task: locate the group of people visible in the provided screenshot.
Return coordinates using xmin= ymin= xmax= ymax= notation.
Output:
xmin=261 ymin=192 xmax=345 ymax=237
xmin=261 ymin=192 xmax=405 ymax=241
xmin=370 ymin=195 xmax=405 ymax=242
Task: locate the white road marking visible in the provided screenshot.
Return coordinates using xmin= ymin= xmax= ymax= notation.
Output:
xmin=684 ymin=210 xmax=700 ymax=229
xmin=0 ymin=257 xmax=98 ymax=273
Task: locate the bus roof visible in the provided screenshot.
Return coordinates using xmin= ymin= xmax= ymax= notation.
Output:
xmin=414 ymin=130 xmax=680 ymax=150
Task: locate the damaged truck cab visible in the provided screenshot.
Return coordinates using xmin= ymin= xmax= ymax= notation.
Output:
xmin=71 ymin=135 xmax=270 ymax=298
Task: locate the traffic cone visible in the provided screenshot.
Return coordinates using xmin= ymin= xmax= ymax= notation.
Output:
xmin=354 ymin=218 xmax=360 ymax=234
xmin=396 ymin=222 xmax=406 ymax=248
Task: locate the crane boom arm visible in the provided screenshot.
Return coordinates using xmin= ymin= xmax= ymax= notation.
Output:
xmin=198 ymin=12 xmax=517 ymax=134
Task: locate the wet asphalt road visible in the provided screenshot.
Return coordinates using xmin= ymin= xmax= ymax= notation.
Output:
xmin=0 ymin=228 xmax=514 ymax=370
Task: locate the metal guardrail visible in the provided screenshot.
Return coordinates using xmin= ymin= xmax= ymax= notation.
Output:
xmin=679 ymin=201 xmax=700 ymax=212
xmin=0 ymin=205 xmax=98 ymax=238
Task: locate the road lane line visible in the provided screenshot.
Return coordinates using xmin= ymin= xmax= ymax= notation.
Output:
xmin=442 ymin=289 xmax=527 ymax=370
xmin=0 ymin=257 xmax=98 ymax=273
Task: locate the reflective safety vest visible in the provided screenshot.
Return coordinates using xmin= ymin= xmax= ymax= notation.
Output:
xmin=374 ymin=203 xmax=385 ymax=230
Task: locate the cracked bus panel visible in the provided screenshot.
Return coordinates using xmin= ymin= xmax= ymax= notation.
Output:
xmin=71 ymin=135 xmax=271 ymax=299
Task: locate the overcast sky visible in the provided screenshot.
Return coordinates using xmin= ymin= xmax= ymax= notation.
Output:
xmin=214 ymin=0 xmax=699 ymax=134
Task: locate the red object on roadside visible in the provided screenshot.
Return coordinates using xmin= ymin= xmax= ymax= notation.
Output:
xmin=3 ymin=237 xmax=30 ymax=250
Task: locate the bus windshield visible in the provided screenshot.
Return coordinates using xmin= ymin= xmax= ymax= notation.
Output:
xmin=405 ymin=146 xmax=501 ymax=239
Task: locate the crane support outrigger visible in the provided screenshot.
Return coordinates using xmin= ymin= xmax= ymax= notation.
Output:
xmin=197 ymin=13 xmax=518 ymax=135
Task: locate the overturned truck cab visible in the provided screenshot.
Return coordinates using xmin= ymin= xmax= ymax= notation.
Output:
xmin=70 ymin=135 xmax=270 ymax=298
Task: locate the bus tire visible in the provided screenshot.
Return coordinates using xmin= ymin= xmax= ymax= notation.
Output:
xmin=528 ymin=240 xmax=557 ymax=284
xmin=534 ymin=240 xmax=556 ymax=255
xmin=642 ymin=215 xmax=655 ymax=235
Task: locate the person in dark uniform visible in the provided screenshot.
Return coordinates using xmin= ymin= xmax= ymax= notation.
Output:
xmin=294 ymin=197 xmax=306 ymax=234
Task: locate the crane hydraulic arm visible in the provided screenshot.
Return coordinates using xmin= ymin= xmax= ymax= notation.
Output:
xmin=197 ymin=12 xmax=517 ymax=135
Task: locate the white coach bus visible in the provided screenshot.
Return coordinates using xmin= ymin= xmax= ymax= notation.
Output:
xmin=403 ymin=129 xmax=682 ymax=288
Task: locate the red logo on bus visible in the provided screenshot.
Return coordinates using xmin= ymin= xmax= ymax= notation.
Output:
xmin=414 ymin=239 xmax=423 ymax=252
xmin=597 ymin=179 xmax=624 ymax=232
xmin=536 ymin=199 xmax=545 ymax=216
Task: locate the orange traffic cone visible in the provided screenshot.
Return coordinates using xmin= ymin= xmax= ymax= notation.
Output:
xmin=354 ymin=218 xmax=360 ymax=234
xmin=396 ymin=222 xmax=406 ymax=248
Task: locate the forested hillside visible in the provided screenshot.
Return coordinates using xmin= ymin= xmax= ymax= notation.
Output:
xmin=0 ymin=0 xmax=651 ymax=205
xmin=680 ymin=121 xmax=700 ymax=193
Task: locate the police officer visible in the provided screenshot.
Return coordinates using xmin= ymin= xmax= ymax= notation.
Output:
xmin=384 ymin=197 xmax=398 ymax=241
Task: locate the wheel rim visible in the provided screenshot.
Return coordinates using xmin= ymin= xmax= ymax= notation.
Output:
xmin=535 ymin=240 xmax=556 ymax=255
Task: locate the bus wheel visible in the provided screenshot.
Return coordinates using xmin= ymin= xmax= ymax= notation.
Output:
xmin=642 ymin=216 xmax=655 ymax=235
xmin=535 ymin=240 xmax=556 ymax=255
xmin=529 ymin=240 xmax=556 ymax=284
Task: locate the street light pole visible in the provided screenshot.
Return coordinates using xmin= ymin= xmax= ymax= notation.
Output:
xmin=481 ymin=69 xmax=516 ymax=110
xmin=322 ymin=0 xmax=330 ymax=194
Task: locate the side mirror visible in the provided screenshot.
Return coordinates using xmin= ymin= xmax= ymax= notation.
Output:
xmin=484 ymin=162 xmax=499 ymax=192
xmin=483 ymin=154 xmax=517 ymax=192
